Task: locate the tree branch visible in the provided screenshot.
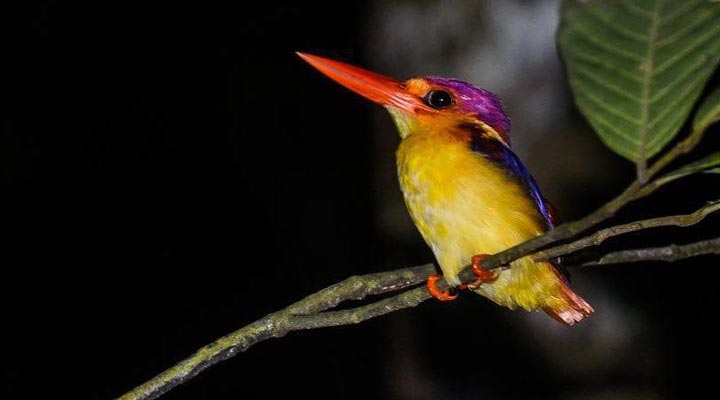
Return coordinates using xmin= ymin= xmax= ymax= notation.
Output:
xmin=533 ymin=201 xmax=720 ymax=262
xmin=284 ymin=264 xmax=434 ymax=315
xmin=581 ymin=237 xmax=720 ymax=265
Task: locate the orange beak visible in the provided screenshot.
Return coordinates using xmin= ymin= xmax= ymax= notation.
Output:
xmin=297 ymin=52 xmax=426 ymax=113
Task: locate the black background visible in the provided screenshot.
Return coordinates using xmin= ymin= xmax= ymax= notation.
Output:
xmin=4 ymin=1 xmax=720 ymax=399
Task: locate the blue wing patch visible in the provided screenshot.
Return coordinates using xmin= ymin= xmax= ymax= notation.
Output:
xmin=467 ymin=129 xmax=555 ymax=229
xmin=468 ymin=131 xmax=569 ymax=279
xmin=467 ymin=128 xmax=568 ymax=278
xmin=499 ymin=146 xmax=555 ymax=229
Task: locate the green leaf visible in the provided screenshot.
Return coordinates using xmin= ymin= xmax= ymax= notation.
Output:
xmin=655 ymin=152 xmax=720 ymax=185
xmin=559 ymin=0 xmax=720 ymax=162
xmin=694 ymin=86 xmax=720 ymax=132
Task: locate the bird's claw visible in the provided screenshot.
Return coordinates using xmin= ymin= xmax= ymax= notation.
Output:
xmin=427 ymin=255 xmax=503 ymax=299
xmin=468 ymin=254 xmax=500 ymax=289
xmin=426 ymin=274 xmax=459 ymax=301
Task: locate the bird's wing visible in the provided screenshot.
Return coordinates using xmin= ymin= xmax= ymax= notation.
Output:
xmin=498 ymin=145 xmax=573 ymax=280
xmin=498 ymin=145 xmax=556 ymax=230
xmin=470 ymin=135 xmax=571 ymax=280
xmin=469 ymin=134 xmax=556 ymax=229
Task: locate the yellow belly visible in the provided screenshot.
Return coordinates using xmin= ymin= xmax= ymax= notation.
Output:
xmin=397 ymin=133 xmax=568 ymax=311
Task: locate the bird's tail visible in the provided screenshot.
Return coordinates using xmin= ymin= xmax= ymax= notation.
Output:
xmin=543 ymin=266 xmax=594 ymax=325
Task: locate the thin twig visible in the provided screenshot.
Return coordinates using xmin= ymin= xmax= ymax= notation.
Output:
xmin=533 ymin=201 xmax=720 ymax=262
xmin=287 ymin=287 xmax=431 ymax=329
xmin=285 ymin=264 xmax=434 ymax=315
xmin=647 ymin=126 xmax=707 ymax=178
xmin=582 ymin=237 xmax=720 ymax=265
xmin=633 ymin=128 xmax=708 ymax=200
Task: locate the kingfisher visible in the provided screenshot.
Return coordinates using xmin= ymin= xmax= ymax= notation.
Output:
xmin=297 ymin=52 xmax=593 ymax=325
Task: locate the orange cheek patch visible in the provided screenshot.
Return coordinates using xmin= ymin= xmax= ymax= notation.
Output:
xmin=403 ymin=78 xmax=433 ymax=97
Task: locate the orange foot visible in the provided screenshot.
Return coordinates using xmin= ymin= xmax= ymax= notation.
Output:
xmin=468 ymin=254 xmax=500 ymax=289
xmin=426 ymin=274 xmax=459 ymax=301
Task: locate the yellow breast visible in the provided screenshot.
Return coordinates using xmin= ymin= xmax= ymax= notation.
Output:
xmin=396 ymin=130 xmax=566 ymax=311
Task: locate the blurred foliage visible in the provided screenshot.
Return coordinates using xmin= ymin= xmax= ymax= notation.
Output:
xmin=559 ymin=0 xmax=720 ymax=162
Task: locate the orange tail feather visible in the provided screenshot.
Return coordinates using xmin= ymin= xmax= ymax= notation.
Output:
xmin=544 ymin=280 xmax=594 ymax=325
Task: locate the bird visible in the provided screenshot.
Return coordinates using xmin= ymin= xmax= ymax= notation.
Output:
xmin=297 ymin=52 xmax=593 ymax=325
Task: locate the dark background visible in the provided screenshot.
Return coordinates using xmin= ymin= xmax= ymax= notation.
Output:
xmin=3 ymin=1 xmax=720 ymax=399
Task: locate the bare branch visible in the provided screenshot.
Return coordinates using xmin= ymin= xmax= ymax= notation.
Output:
xmin=582 ymin=237 xmax=720 ymax=265
xmin=533 ymin=202 xmax=720 ymax=262
xmin=287 ymin=286 xmax=431 ymax=329
xmin=284 ymin=264 xmax=434 ymax=315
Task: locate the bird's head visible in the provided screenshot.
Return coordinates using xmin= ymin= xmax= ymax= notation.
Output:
xmin=297 ymin=52 xmax=511 ymax=146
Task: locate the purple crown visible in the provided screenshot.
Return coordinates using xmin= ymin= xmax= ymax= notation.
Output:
xmin=426 ymin=77 xmax=511 ymax=137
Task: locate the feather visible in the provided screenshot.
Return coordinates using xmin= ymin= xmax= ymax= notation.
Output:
xmin=467 ymin=128 xmax=572 ymax=281
xmin=467 ymin=128 xmax=555 ymax=229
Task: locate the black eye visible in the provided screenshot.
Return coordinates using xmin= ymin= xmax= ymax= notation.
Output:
xmin=423 ymin=90 xmax=454 ymax=109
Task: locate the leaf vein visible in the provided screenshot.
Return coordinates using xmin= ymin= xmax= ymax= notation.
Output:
xmin=623 ymin=1 xmax=655 ymax=19
xmin=657 ymin=1 xmax=703 ymax=27
xmin=649 ymin=75 xmax=708 ymax=132
xmin=584 ymin=111 xmax=641 ymax=146
xmin=575 ymin=88 xmax=641 ymax=126
xmin=585 ymin=8 xmax=650 ymax=43
xmin=572 ymin=63 xmax=643 ymax=103
xmin=649 ymin=57 xmax=710 ymax=107
xmin=637 ymin=0 xmax=664 ymax=168
xmin=656 ymin=8 xmax=720 ymax=49
xmin=569 ymin=25 xmax=646 ymax=63
xmin=652 ymin=20 xmax=720 ymax=77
